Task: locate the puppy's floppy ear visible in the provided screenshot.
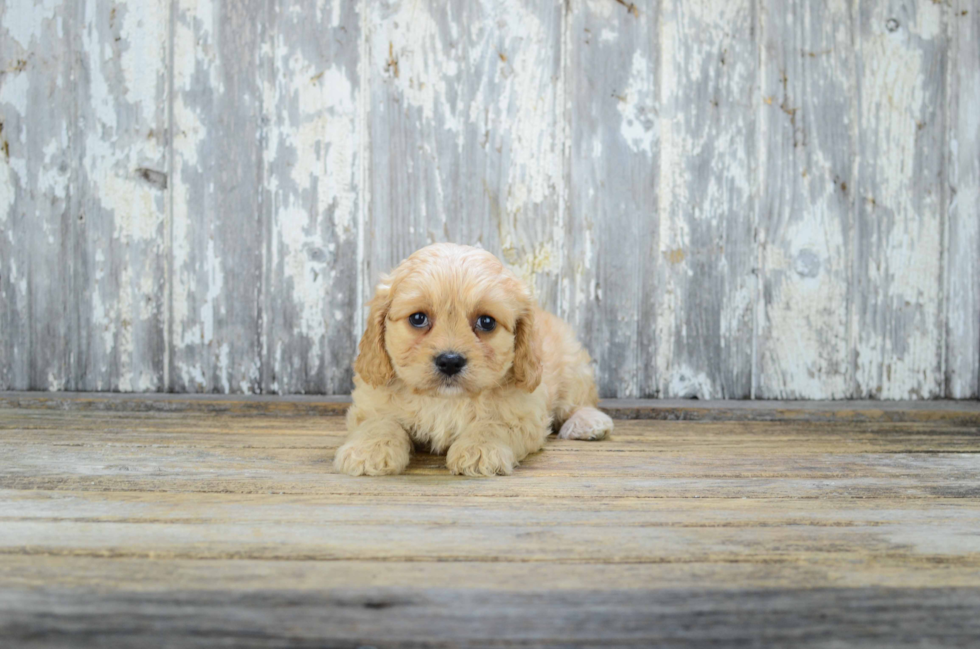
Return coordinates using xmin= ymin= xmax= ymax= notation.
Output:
xmin=354 ymin=282 xmax=395 ymax=387
xmin=512 ymin=307 xmax=542 ymax=392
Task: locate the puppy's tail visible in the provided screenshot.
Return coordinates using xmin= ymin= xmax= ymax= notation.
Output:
xmin=557 ymin=406 xmax=612 ymax=441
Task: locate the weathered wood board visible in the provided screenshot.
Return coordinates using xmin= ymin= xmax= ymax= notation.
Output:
xmin=3 ymin=587 xmax=979 ymax=648
xmin=758 ymin=0 xmax=854 ymax=399
xmin=853 ymin=0 xmax=947 ymax=399
xmin=170 ymin=0 xmax=267 ymax=394
xmin=365 ymin=0 xmax=566 ymax=312
xmin=75 ymin=0 xmax=171 ymax=393
xmin=1 ymin=401 xmax=980 ymax=646
xmin=655 ymin=0 xmax=758 ymax=400
xmin=946 ymin=0 xmax=980 ymax=399
xmin=261 ymin=0 xmax=361 ymax=394
xmin=1 ymin=0 xmax=978 ymax=399
xmin=1 ymin=1 xmax=75 ymax=390
xmin=564 ymin=0 xmax=657 ymax=399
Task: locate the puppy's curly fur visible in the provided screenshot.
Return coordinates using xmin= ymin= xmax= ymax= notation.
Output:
xmin=335 ymin=243 xmax=612 ymax=477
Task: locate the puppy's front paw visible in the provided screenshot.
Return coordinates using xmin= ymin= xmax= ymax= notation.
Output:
xmin=334 ymin=437 xmax=410 ymax=476
xmin=446 ymin=439 xmax=516 ymax=477
xmin=558 ymin=407 xmax=613 ymax=440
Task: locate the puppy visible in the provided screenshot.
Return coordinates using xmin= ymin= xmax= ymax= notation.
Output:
xmin=334 ymin=243 xmax=612 ymax=477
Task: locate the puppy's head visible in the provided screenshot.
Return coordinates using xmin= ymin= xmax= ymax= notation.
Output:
xmin=354 ymin=243 xmax=541 ymax=396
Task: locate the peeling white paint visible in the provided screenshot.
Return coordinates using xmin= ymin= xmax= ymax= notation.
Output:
xmin=0 ymin=152 xmax=17 ymax=226
xmin=617 ymin=50 xmax=656 ymax=156
xmin=946 ymin=0 xmax=980 ymax=398
xmin=263 ymin=10 xmax=361 ymax=388
xmin=3 ymin=0 xmax=61 ymax=49
xmin=496 ymin=1 xmax=562 ymax=220
xmin=3 ymin=0 xmax=974 ymax=398
xmin=374 ymin=3 xmax=460 ymax=131
xmin=582 ymin=0 xmax=616 ymax=20
xmin=373 ymin=0 xmax=563 ymax=298
xmin=668 ymin=366 xmax=714 ymax=400
xmin=200 ymin=237 xmax=223 ymax=346
xmin=656 ymin=0 xmax=756 ymax=398
xmin=171 ymin=0 xmax=218 ymax=390
xmin=854 ymin=0 xmax=945 ymax=398
xmin=118 ymin=1 xmax=168 ymax=121
xmin=0 ymin=65 xmax=30 ymax=115
xmin=46 ymin=370 xmax=64 ymax=392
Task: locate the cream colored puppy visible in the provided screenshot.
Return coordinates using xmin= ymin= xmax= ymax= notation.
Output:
xmin=334 ymin=243 xmax=612 ymax=477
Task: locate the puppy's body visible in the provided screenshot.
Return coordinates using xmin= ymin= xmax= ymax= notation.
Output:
xmin=336 ymin=244 xmax=611 ymax=476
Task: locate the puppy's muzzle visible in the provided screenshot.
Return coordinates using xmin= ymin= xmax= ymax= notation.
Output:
xmin=434 ymin=352 xmax=467 ymax=377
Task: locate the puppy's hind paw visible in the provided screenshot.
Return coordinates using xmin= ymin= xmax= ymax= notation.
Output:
xmin=334 ymin=437 xmax=411 ymax=476
xmin=558 ymin=407 xmax=613 ymax=441
xmin=446 ymin=440 xmax=516 ymax=477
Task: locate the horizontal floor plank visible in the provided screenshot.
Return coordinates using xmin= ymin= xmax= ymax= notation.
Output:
xmin=3 ymin=515 xmax=978 ymax=564
xmin=2 ymin=587 xmax=979 ymax=648
xmin=4 ymin=490 xmax=977 ymax=522
xmin=3 ymin=411 xmax=978 ymax=453
xmin=4 ymin=555 xmax=980 ymax=591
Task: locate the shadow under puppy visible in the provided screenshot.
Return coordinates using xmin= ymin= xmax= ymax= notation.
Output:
xmin=335 ymin=243 xmax=612 ymax=477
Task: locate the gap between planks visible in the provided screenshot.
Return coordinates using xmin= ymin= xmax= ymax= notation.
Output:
xmin=1 ymin=392 xmax=980 ymax=423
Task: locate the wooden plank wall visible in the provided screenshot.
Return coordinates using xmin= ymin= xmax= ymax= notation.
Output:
xmin=1 ymin=0 xmax=977 ymax=399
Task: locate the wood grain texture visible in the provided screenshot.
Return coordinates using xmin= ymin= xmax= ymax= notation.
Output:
xmin=564 ymin=0 xmax=657 ymax=398
xmin=262 ymin=0 xmax=361 ymax=394
xmin=6 ymin=555 xmax=980 ymax=592
xmin=4 ymin=587 xmax=979 ymax=648
xmin=4 ymin=392 xmax=980 ymax=422
xmin=853 ymin=0 xmax=946 ymax=399
xmin=2 ymin=404 xmax=980 ymax=646
xmin=365 ymin=0 xmax=565 ymax=311
xmin=945 ymin=0 xmax=979 ymax=399
xmin=758 ymin=0 xmax=854 ymax=399
xmin=170 ymin=0 xmax=267 ymax=393
xmin=0 ymin=1 xmax=74 ymax=390
xmin=3 ymin=409 xmax=980 ymax=497
xmin=2 ymin=0 xmax=979 ymax=399
xmin=73 ymin=0 xmax=170 ymax=391
xmin=655 ymin=0 xmax=758 ymax=399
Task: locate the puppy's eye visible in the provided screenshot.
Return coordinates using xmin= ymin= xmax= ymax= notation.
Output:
xmin=475 ymin=315 xmax=496 ymax=332
xmin=408 ymin=313 xmax=429 ymax=328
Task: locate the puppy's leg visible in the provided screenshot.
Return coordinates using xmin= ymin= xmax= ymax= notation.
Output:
xmin=557 ymin=407 xmax=613 ymax=441
xmin=334 ymin=419 xmax=412 ymax=476
xmin=446 ymin=422 xmax=546 ymax=477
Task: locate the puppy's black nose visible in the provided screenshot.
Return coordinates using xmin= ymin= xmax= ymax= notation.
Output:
xmin=434 ymin=352 xmax=467 ymax=376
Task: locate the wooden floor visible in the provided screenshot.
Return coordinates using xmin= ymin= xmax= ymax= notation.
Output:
xmin=2 ymin=394 xmax=980 ymax=648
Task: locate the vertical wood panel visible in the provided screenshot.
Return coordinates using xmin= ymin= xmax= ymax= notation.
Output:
xmin=854 ymin=0 xmax=945 ymax=399
xmin=758 ymin=0 xmax=854 ymax=398
xmin=945 ymin=0 xmax=979 ymax=399
xmin=170 ymin=0 xmax=266 ymax=392
xmin=0 ymin=1 xmax=74 ymax=390
xmin=655 ymin=0 xmax=758 ymax=398
xmin=365 ymin=0 xmax=565 ymax=312
xmin=564 ymin=0 xmax=658 ymax=398
xmin=73 ymin=0 xmax=170 ymax=391
xmin=262 ymin=0 xmax=360 ymax=394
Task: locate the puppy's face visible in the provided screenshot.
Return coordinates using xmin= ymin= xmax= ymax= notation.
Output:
xmin=355 ymin=244 xmax=541 ymax=396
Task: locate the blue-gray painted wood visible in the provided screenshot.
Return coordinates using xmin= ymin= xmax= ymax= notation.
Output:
xmin=169 ymin=0 xmax=267 ymax=393
xmin=364 ymin=0 xmax=566 ymax=313
xmin=564 ymin=0 xmax=658 ymax=399
xmin=1 ymin=0 xmax=977 ymax=399
xmin=946 ymin=0 xmax=980 ymax=399
xmin=853 ymin=0 xmax=947 ymax=399
xmin=758 ymin=0 xmax=855 ymax=398
xmin=73 ymin=0 xmax=170 ymax=392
